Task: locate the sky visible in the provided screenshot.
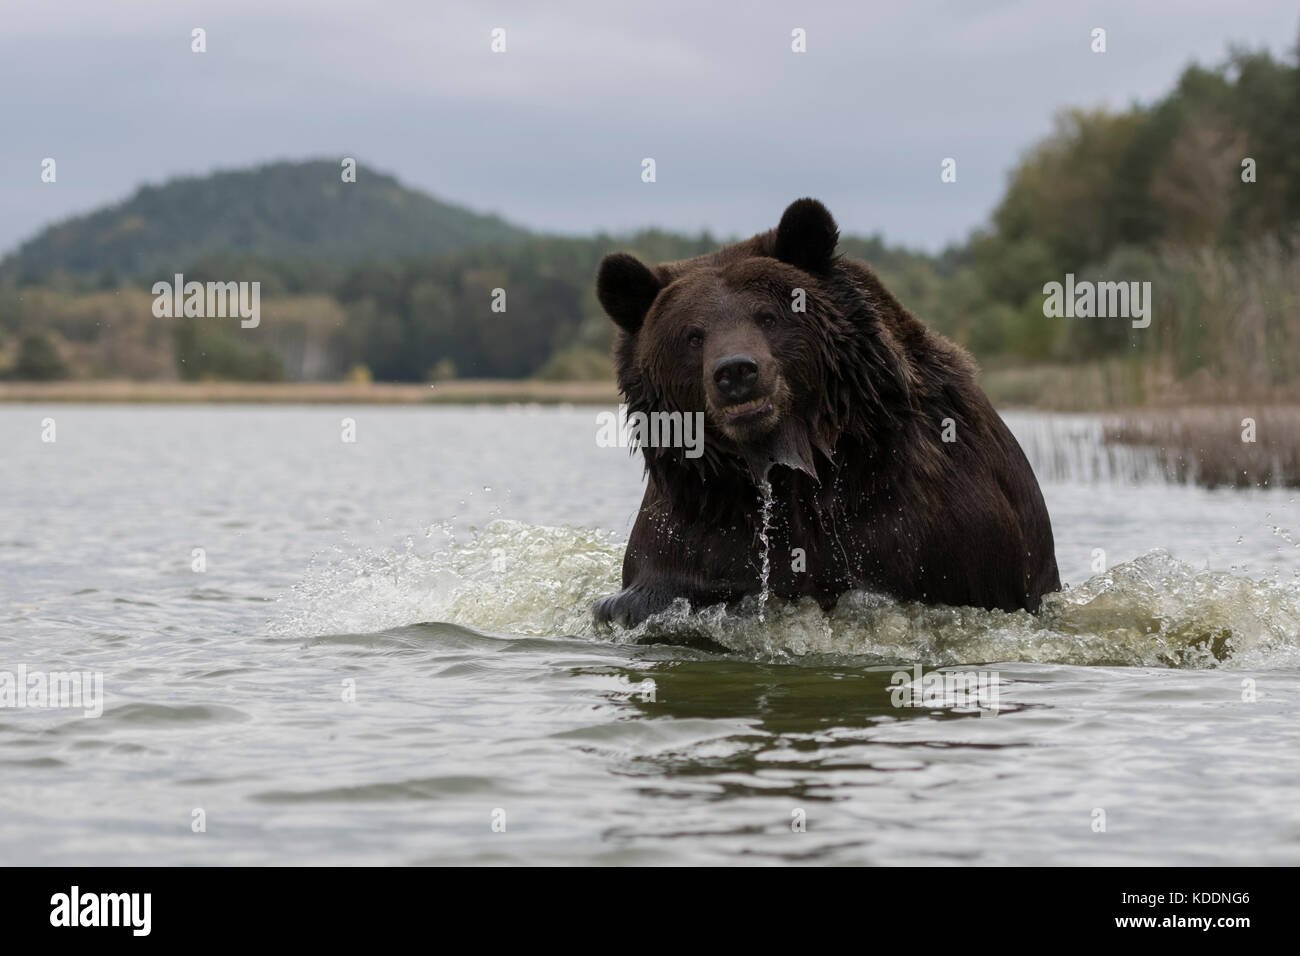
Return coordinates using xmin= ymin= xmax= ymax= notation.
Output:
xmin=1 ymin=0 xmax=1297 ymax=256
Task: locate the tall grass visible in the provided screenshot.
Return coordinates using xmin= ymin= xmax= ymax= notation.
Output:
xmin=1147 ymin=233 xmax=1300 ymax=391
xmin=1104 ymin=407 xmax=1300 ymax=488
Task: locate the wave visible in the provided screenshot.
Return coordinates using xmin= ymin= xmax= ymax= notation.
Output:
xmin=272 ymin=520 xmax=1300 ymax=669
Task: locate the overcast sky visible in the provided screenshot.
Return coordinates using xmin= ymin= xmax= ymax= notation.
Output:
xmin=1 ymin=0 xmax=1296 ymax=256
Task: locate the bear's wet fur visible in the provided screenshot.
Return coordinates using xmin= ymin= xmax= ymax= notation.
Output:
xmin=593 ymin=198 xmax=1060 ymax=629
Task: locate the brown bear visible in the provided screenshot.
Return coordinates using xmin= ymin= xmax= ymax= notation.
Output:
xmin=593 ymin=198 xmax=1059 ymax=629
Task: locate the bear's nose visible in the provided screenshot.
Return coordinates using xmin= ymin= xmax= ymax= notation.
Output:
xmin=712 ymin=354 xmax=760 ymax=403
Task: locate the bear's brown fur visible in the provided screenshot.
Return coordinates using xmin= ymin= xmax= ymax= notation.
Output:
xmin=593 ymin=198 xmax=1059 ymax=628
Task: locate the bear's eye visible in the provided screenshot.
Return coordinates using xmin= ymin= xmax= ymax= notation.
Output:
xmin=755 ymin=311 xmax=779 ymax=329
xmin=687 ymin=331 xmax=704 ymax=349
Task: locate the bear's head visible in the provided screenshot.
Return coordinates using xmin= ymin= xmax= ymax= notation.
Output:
xmin=597 ymin=198 xmax=909 ymax=483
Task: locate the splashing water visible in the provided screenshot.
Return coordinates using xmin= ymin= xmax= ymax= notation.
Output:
xmin=272 ymin=520 xmax=1300 ymax=670
xmin=756 ymin=479 xmax=774 ymax=621
xmin=272 ymin=520 xmax=624 ymax=641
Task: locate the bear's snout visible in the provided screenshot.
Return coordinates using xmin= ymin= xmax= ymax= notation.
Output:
xmin=707 ymin=348 xmax=784 ymax=440
xmin=712 ymin=354 xmax=760 ymax=403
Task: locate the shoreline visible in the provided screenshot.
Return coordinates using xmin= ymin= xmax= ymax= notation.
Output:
xmin=0 ymin=379 xmax=621 ymax=405
xmin=3 ymin=377 xmax=1300 ymax=414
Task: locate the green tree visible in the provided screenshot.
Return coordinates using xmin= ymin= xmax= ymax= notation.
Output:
xmin=12 ymin=332 xmax=69 ymax=380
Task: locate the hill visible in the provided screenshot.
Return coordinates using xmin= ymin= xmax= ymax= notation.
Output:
xmin=0 ymin=160 xmax=530 ymax=282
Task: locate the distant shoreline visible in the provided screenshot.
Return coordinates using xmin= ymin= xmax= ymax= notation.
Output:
xmin=0 ymin=379 xmax=620 ymax=405
xmin=5 ymin=371 xmax=1300 ymax=412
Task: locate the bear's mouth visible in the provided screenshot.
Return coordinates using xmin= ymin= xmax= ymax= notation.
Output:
xmin=720 ymin=398 xmax=772 ymax=423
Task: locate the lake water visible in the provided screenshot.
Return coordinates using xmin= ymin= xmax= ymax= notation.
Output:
xmin=2 ymin=406 xmax=1298 ymax=865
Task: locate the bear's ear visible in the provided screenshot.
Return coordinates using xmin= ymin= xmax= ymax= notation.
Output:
xmin=773 ymin=198 xmax=839 ymax=275
xmin=596 ymin=253 xmax=663 ymax=334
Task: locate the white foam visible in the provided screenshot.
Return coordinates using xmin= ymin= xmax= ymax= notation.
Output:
xmin=272 ymin=522 xmax=1300 ymax=669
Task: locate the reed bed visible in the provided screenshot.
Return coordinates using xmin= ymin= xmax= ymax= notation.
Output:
xmin=1103 ymin=406 xmax=1300 ymax=488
